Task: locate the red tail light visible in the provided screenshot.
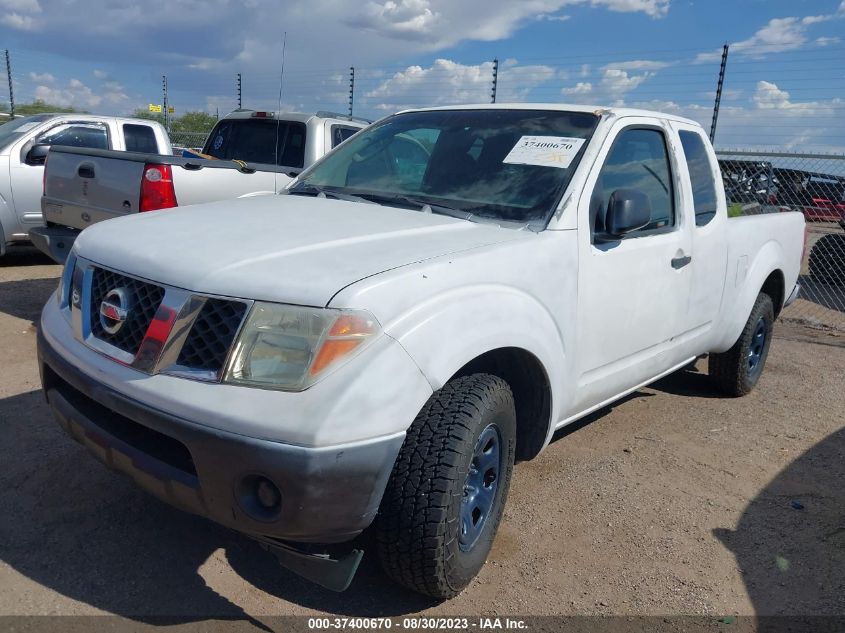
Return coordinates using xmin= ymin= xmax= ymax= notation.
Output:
xmin=140 ymin=164 xmax=177 ymax=212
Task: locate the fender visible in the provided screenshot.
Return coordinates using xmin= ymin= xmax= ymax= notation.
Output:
xmin=711 ymin=238 xmax=785 ymax=353
xmin=384 ymin=284 xmax=567 ymax=436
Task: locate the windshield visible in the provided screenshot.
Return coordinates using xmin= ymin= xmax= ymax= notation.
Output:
xmin=202 ymin=118 xmax=306 ymax=167
xmin=292 ymin=109 xmax=598 ymax=225
xmin=0 ymin=114 xmax=55 ymax=152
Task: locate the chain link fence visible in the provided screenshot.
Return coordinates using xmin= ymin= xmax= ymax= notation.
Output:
xmin=168 ymin=131 xmax=207 ymax=153
xmin=717 ymin=151 xmax=845 ymax=335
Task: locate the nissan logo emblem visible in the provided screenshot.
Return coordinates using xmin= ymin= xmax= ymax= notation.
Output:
xmin=99 ymin=287 xmax=130 ymax=335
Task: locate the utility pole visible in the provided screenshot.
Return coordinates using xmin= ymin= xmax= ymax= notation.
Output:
xmin=162 ymin=75 xmax=169 ymax=131
xmin=710 ymin=44 xmax=729 ymax=144
xmin=348 ymin=66 xmax=355 ymax=117
xmin=491 ymin=58 xmax=498 ymax=104
xmin=5 ymin=50 xmax=14 ymax=117
xmin=237 ymin=73 xmax=242 ymax=109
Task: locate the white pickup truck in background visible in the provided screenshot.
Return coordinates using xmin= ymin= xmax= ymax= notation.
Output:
xmin=0 ymin=113 xmax=170 ymax=257
xmin=38 ymin=104 xmax=804 ymax=597
xmin=32 ymin=110 xmax=368 ymax=263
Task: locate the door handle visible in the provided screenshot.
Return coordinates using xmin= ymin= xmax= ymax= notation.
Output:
xmin=671 ymin=255 xmax=692 ymax=269
xmin=78 ymin=165 xmax=95 ymax=179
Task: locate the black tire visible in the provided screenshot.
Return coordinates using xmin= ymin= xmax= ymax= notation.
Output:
xmin=376 ymin=374 xmax=516 ymax=599
xmin=808 ymin=234 xmax=845 ymax=286
xmin=709 ymin=292 xmax=775 ymax=397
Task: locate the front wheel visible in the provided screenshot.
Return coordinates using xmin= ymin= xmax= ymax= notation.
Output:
xmin=376 ymin=374 xmax=516 ymax=598
xmin=709 ymin=292 xmax=774 ymax=397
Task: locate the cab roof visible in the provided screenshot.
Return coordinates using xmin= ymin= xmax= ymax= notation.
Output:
xmin=398 ymin=103 xmax=702 ymax=128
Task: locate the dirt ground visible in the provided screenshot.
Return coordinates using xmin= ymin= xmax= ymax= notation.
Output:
xmin=0 ymin=246 xmax=843 ymax=625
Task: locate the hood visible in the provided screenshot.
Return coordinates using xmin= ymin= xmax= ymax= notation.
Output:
xmin=75 ymin=194 xmax=526 ymax=306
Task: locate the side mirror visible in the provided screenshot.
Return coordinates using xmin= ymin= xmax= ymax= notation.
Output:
xmin=26 ymin=144 xmax=51 ymax=166
xmin=604 ymin=188 xmax=652 ymax=237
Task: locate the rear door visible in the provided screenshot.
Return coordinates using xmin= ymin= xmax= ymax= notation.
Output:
xmin=673 ymin=124 xmax=728 ymax=345
xmin=10 ymin=120 xmax=114 ymax=228
xmin=573 ymin=117 xmax=693 ymax=411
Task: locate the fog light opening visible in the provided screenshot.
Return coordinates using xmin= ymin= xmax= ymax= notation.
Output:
xmin=236 ymin=474 xmax=283 ymax=522
xmin=255 ymin=477 xmax=281 ymax=509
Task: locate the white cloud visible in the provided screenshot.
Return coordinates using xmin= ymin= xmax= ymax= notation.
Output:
xmin=28 ymin=71 xmax=54 ymax=83
xmin=0 ymin=0 xmax=41 ymax=9
xmin=562 ymin=68 xmax=655 ymax=105
xmin=696 ymin=11 xmax=843 ymax=62
xmin=815 ymin=36 xmax=840 ymax=46
xmin=93 ymin=69 xmax=109 ymax=79
xmin=601 ymin=59 xmax=672 ymax=71
xmin=35 ymin=79 xmax=130 ymax=110
xmin=0 ymin=12 xmax=37 ymax=29
xmin=349 ymin=0 xmax=441 ymax=41
xmin=363 ymin=58 xmax=558 ymax=110
xmin=589 ymin=0 xmax=669 ymax=17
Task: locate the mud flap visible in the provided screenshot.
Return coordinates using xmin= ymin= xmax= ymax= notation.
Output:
xmin=257 ymin=538 xmax=364 ymax=592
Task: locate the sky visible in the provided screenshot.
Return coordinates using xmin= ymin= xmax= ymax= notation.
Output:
xmin=0 ymin=0 xmax=844 ymax=151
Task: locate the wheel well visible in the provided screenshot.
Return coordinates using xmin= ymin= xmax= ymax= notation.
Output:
xmin=761 ymin=269 xmax=785 ymax=318
xmin=451 ymin=347 xmax=551 ymax=462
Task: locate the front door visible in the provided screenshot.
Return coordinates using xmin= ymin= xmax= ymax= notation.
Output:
xmin=573 ymin=119 xmax=693 ymax=413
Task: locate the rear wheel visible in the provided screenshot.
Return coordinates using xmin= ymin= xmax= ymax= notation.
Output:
xmin=709 ymin=292 xmax=774 ymax=397
xmin=376 ymin=374 xmax=516 ymax=598
xmin=808 ymin=233 xmax=845 ymax=286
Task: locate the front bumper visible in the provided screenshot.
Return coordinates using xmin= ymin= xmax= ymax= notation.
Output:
xmin=37 ymin=327 xmax=405 ymax=543
xmin=29 ymin=225 xmax=79 ymax=264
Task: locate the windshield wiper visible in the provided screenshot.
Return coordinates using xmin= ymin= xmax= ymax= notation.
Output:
xmin=287 ymin=185 xmax=375 ymax=204
xmin=352 ymin=192 xmax=478 ymax=223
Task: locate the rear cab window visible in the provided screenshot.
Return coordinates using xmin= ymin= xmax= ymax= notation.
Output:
xmin=123 ymin=124 xmax=158 ymax=153
xmin=678 ymin=130 xmax=718 ymax=226
xmin=202 ymin=118 xmax=306 ymax=168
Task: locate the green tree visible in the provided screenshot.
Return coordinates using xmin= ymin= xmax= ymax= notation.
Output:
xmin=171 ymin=111 xmax=218 ymax=134
xmin=13 ymin=99 xmax=84 ymax=115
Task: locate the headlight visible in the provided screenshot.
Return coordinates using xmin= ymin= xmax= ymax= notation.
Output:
xmin=223 ymin=302 xmax=380 ymax=391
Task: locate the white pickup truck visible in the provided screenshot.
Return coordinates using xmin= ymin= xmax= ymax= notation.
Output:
xmin=33 ymin=110 xmax=368 ymax=263
xmin=0 ymin=113 xmax=170 ymax=257
xmin=37 ymin=104 xmax=804 ymax=597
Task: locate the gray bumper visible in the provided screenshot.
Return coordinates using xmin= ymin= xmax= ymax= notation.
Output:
xmin=37 ymin=327 xmax=403 ymax=544
xmin=29 ymin=225 xmax=79 ymax=264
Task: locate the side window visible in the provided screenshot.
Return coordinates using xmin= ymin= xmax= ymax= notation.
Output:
xmin=331 ymin=125 xmax=359 ymax=148
xmin=123 ymin=124 xmax=158 ymax=153
xmin=590 ymin=128 xmax=674 ymax=239
xmin=679 ymin=131 xmax=718 ymax=226
xmin=39 ymin=124 xmax=109 ymax=150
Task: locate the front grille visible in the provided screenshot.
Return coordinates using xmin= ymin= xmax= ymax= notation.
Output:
xmin=177 ymin=298 xmax=248 ymax=373
xmin=90 ymin=267 xmax=165 ymax=355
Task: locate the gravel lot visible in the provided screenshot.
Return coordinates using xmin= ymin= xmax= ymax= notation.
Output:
xmin=0 ymin=246 xmax=843 ymax=625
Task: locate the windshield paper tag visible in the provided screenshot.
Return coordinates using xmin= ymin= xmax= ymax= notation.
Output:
xmin=503 ymin=136 xmax=586 ymax=169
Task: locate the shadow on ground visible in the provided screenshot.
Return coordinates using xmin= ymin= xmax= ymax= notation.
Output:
xmin=714 ymin=427 xmax=845 ymax=622
xmin=0 ymin=246 xmax=57 ymax=268
xmin=0 ymin=277 xmax=60 ymax=322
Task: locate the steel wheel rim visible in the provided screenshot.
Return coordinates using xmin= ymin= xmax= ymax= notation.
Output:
xmin=459 ymin=424 xmax=502 ymax=552
xmin=747 ymin=317 xmax=767 ymax=375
